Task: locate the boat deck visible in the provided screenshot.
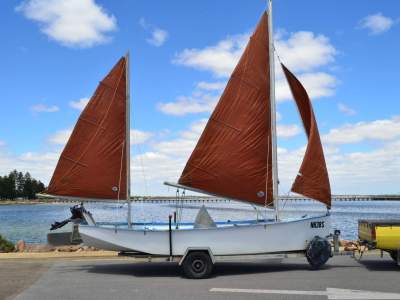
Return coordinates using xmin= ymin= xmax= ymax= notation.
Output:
xmin=91 ymin=215 xmax=327 ymax=231
xmin=94 ymin=219 xmax=273 ymax=231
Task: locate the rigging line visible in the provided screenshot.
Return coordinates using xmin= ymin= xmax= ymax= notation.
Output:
xmin=117 ymin=140 xmax=125 ymax=202
xmin=116 ymin=140 xmax=125 ymax=219
xmin=273 ymin=45 xmax=283 ymax=64
xmin=176 ymin=189 xmax=180 ymax=221
xmin=281 ymin=189 xmax=291 ymax=210
xmin=265 ymin=135 xmax=270 ymax=208
xmin=175 ymin=188 xmax=185 ymax=227
xmin=178 ymin=189 xmax=185 ymax=225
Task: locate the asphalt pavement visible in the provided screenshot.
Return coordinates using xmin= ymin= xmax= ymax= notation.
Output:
xmin=3 ymin=254 xmax=400 ymax=300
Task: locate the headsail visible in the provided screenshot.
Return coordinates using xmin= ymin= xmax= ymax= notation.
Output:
xmin=178 ymin=12 xmax=273 ymax=206
xmin=47 ymin=57 xmax=129 ymax=200
xmin=281 ymin=64 xmax=331 ymax=207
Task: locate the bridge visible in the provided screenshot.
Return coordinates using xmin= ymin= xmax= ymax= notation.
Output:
xmin=279 ymin=194 xmax=400 ymax=201
xmin=129 ymin=194 xmax=400 ymax=203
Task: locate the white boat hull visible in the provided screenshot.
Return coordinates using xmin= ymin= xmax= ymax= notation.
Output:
xmin=80 ymin=215 xmax=331 ymax=255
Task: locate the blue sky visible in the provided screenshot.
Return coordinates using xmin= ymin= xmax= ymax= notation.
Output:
xmin=0 ymin=0 xmax=399 ymax=196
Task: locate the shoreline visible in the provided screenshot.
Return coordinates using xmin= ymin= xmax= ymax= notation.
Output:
xmin=0 ymin=200 xmax=59 ymax=205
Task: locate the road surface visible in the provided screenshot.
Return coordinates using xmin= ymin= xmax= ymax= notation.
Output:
xmin=1 ymin=254 xmax=399 ymax=300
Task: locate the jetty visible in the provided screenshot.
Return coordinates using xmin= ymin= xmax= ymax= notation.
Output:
xmin=127 ymin=194 xmax=400 ymax=203
xmin=39 ymin=194 xmax=400 ymax=204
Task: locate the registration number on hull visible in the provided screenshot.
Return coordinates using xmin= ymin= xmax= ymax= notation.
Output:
xmin=310 ymin=221 xmax=325 ymax=228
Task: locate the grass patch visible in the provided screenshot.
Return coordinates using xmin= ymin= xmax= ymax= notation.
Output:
xmin=0 ymin=235 xmax=15 ymax=252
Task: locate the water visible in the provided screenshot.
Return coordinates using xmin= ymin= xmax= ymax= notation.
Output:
xmin=0 ymin=200 xmax=399 ymax=244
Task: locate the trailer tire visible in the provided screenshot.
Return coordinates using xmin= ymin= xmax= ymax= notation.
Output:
xmin=182 ymin=251 xmax=213 ymax=279
xmin=389 ymin=251 xmax=398 ymax=262
xmin=306 ymin=236 xmax=331 ymax=269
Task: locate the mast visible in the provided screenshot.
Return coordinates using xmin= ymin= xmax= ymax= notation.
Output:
xmin=268 ymin=0 xmax=279 ymax=220
xmin=125 ymin=51 xmax=132 ymax=228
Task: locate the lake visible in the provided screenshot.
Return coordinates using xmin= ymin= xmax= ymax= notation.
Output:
xmin=1 ymin=200 xmax=400 ymax=243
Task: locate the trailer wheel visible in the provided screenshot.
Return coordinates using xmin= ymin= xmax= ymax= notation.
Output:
xmin=389 ymin=251 xmax=398 ymax=262
xmin=182 ymin=251 xmax=213 ymax=279
xmin=306 ymin=236 xmax=331 ymax=269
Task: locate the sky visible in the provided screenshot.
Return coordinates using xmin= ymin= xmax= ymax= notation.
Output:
xmin=0 ymin=0 xmax=399 ymax=196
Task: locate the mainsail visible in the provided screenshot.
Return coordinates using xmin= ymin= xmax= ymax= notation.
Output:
xmin=178 ymin=12 xmax=273 ymax=206
xmin=47 ymin=57 xmax=129 ymax=200
xmin=281 ymin=64 xmax=331 ymax=207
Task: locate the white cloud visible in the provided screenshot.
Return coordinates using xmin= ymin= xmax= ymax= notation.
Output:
xmin=158 ymin=94 xmax=218 ymax=116
xmin=277 ymin=124 xmax=301 ymax=138
xmin=324 ymin=139 xmax=400 ymax=194
xmin=172 ymin=29 xmax=337 ymax=108
xmin=276 ymin=72 xmax=337 ymax=102
xmin=20 ymin=151 xmax=60 ymax=162
xmin=48 ymin=129 xmax=72 ymax=145
xmin=130 ymin=117 xmax=400 ymax=195
xmin=16 ymin=0 xmax=117 ymax=48
xmin=139 ymin=17 xmax=168 ymax=47
xmin=152 ymin=119 xmax=206 ymax=158
xmin=0 ymin=140 xmax=6 ymax=147
xmin=1 ymin=116 xmax=400 ymax=195
xmin=158 ymin=80 xmax=223 ymax=116
xmin=0 ymin=148 xmax=60 ymax=184
xmin=173 ymin=34 xmax=248 ymax=77
xmin=359 ymin=13 xmax=395 ymax=35
xmin=338 ymin=103 xmax=356 ymax=116
xmin=174 ymin=30 xmax=336 ymax=77
xmin=31 ymin=103 xmax=59 ymax=113
xmin=131 ymin=120 xmax=208 ymax=194
xmin=69 ymin=97 xmax=89 ymax=110
xmin=323 ymin=117 xmax=400 ymax=144
xmin=196 ymin=81 xmax=226 ymax=91
xmin=277 ymin=138 xmax=400 ymax=195
xmin=147 ymin=28 xmax=168 ymax=47
xmin=159 ymin=72 xmax=336 ymax=116
xmin=275 ymin=31 xmax=336 ymax=73
xmin=48 ymin=128 xmax=151 ymax=146
xmin=130 ymin=129 xmax=152 ymax=145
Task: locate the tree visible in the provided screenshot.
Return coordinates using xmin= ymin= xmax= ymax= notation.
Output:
xmin=16 ymin=171 xmax=25 ymax=197
xmin=0 ymin=170 xmax=46 ymax=200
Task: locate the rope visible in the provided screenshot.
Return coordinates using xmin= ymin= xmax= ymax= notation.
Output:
xmin=265 ymin=135 xmax=270 ymax=208
xmin=174 ymin=189 xmax=185 ymax=228
xmin=273 ymin=45 xmax=283 ymax=64
xmin=116 ymin=140 xmax=125 ymax=220
xmin=117 ymin=141 xmax=125 ymax=202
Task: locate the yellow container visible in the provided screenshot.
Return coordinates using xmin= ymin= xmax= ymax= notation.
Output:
xmin=376 ymin=226 xmax=400 ymax=250
xmin=358 ymin=219 xmax=400 ymax=251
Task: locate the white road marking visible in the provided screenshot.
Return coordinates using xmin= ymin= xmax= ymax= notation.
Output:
xmin=210 ymin=287 xmax=400 ymax=299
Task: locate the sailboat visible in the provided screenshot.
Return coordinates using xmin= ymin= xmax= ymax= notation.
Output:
xmin=45 ymin=1 xmax=333 ymax=279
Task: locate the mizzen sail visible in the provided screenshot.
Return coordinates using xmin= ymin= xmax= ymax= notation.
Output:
xmin=178 ymin=12 xmax=273 ymax=206
xmin=281 ymin=64 xmax=331 ymax=207
xmin=47 ymin=57 xmax=128 ymax=200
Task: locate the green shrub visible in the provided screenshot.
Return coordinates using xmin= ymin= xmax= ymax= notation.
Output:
xmin=0 ymin=235 xmax=15 ymax=252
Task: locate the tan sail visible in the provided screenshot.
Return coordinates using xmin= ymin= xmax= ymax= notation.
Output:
xmin=47 ymin=57 xmax=128 ymax=200
xmin=281 ymin=64 xmax=331 ymax=207
xmin=178 ymin=12 xmax=273 ymax=206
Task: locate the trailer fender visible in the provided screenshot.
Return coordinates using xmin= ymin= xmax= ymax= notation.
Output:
xmin=179 ymin=247 xmax=215 ymax=266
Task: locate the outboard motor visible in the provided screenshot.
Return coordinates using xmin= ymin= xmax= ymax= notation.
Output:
xmin=50 ymin=203 xmax=94 ymax=230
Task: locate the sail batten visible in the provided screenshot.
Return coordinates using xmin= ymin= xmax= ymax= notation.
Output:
xmin=47 ymin=57 xmax=129 ymax=200
xmin=177 ymin=12 xmax=273 ymax=206
xmin=281 ymin=63 xmax=331 ymax=207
